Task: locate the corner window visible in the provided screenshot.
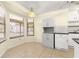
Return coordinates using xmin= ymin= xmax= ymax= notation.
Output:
xmin=10 ymin=14 xmax=24 ymax=39
xmin=27 ymin=18 xmax=34 ymax=36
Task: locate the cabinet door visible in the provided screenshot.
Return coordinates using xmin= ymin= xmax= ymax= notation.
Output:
xmin=48 ymin=20 xmax=54 ymax=27
xmin=43 ymin=34 xmax=53 ymax=48
xmin=43 ymin=18 xmax=54 ymax=27
xmin=55 ymin=34 xmax=68 ymax=50
xmin=43 ymin=34 xmax=49 ymax=47
xmin=48 ymin=34 xmax=53 ymax=48
xmin=43 ymin=19 xmax=48 ymax=27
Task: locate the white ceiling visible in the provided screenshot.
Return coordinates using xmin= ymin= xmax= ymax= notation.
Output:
xmin=16 ymin=1 xmax=69 ymax=15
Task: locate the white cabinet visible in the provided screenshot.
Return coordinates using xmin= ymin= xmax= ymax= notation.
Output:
xmin=54 ymin=26 xmax=68 ymax=33
xmin=43 ymin=18 xmax=54 ymax=27
xmin=55 ymin=34 xmax=68 ymax=50
xmin=43 ymin=34 xmax=53 ymax=48
xmin=43 ymin=20 xmax=47 ymax=27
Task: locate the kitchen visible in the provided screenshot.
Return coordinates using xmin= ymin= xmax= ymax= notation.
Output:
xmin=0 ymin=1 xmax=79 ymax=58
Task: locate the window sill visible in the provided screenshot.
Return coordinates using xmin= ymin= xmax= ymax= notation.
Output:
xmin=10 ymin=35 xmax=24 ymax=39
xmin=0 ymin=40 xmax=6 ymax=44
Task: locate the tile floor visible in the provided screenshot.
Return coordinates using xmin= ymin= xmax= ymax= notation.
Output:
xmin=2 ymin=42 xmax=74 ymax=58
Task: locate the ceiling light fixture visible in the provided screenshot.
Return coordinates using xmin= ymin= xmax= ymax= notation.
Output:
xmin=27 ymin=7 xmax=36 ymax=17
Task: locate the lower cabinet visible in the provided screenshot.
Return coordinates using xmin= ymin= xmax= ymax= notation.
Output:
xmin=55 ymin=34 xmax=68 ymax=50
xmin=43 ymin=33 xmax=53 ymax=48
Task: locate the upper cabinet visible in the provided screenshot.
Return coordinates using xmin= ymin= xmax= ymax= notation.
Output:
xmin=54 ymin=26 xmax=68 ymax=33
xmin=43 ymin=17 xmax=54 ymax=27
xmin=68 ymin=6 xmax=79 ymax=33
xmin=69 ymin=6 xmax=79 ymax=26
